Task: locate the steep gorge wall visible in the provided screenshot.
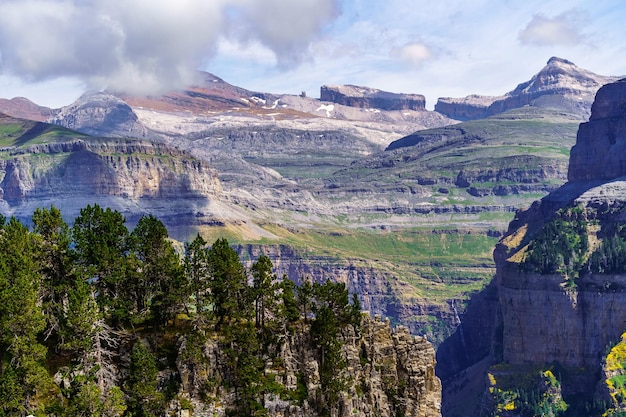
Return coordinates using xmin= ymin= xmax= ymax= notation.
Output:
xmin=237 ymin=244 xmax=459 ymax=343
xmin=439 ymin=77 xmax=626 ymax=415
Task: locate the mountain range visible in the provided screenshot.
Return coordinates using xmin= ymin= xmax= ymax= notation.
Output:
xmin=1 ymin=58 xmax=625 ymax=416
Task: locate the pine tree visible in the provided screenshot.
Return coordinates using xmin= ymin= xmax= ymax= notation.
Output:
xmin=251 ymin=254 xmax=278 ymax=331
xmin=207 ymin=238 xmax=250 ymax=328
xmin=0 ymin=217 xmax=55 ymax=414
xmin=127 ymin=341 xmax=163 ymax=417
xmin=280 ymin=277 xmax=300 ymax=324
xmin=72 ymin=204 xmax=131 ymax=323
xmin=297 ymin=279 xmax=313 ymax=323
xmin=32 ymin=205 xmax=76 ymax=344
xmin=184 ymin=233 xmax=210 ymax=327
xmin=130 ymin=214 xmax=184 ymax=326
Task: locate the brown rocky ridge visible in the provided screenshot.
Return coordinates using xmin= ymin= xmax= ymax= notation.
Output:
xmin=0 ymin=97 xmax=54 ymax=121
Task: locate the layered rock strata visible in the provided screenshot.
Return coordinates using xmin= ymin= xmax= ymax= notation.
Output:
xmin=0 ymin=137 xmax=223 ymax=229
xmin=320 ymin=85 xmax=426 ymax=111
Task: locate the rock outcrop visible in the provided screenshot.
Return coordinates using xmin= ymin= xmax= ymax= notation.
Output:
xmin=439 ymin=77 xmax=626 ymax=416
xmin=433 ymin=94 xmax=502 ymax=121
xmin=435 ymin=57 xmax=620 ymax=121
xmin=177 ymin=314 xmax=441 ymax=417
xmin=568 ymin=78 xmax=626 ymax=181
xmin=49 ymin=92 xmax=152 ymax=138
xmin=320 ymin=85 xmax=426 ymax=111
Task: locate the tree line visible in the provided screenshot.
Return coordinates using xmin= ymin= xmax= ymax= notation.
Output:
xmin=0 ymin=204 xmax=362 ymax=417
xmin=521 ymin=204 xmax=626 ymax=279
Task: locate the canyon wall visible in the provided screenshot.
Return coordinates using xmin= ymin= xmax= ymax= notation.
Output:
xmin=440 ymin=77 xmax=626 ymax=416
xmin=0 ymin=138 xmax=223 ymax=228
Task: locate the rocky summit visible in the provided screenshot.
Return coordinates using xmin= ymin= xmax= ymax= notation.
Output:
xmin=439 ymin=77 xmax=626 ymax=416
xmin=435 ymin=57 xmax=620 ymax=121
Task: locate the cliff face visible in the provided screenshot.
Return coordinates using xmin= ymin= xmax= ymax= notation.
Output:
xmin=435 ymin=57 xmax=620 ymax=121
xmin=440 ymin=78 xmax=626 ymax=416
xmin=0 ymin=136 xmax=223 ymax=230
xmin=237 ymin=244 xmax=460 ymax=344
xmin=494 ymin=78 xmax=626 ymax=372
xmin=433 ymin=94 xmax=501 ymax=121
xmin=176 ymin=314 xmax=441 ymax=417
xmin=568 ymin=79 xmax=626 ymax=181
xmin=320 ymin=85 xmax=426 ymax=111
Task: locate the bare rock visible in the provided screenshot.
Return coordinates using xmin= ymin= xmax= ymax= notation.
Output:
xmin=435 ymin=57 xmax=620 ymax=121
xmin=568 ymin=79 xmax=626 ymax=181
xmin=320 ymin=85 xmax=426 ymax=111
xmin=49 ymin=92 xmax=151 ymax=138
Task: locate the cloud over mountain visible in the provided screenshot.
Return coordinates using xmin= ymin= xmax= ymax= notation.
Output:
xmin=518 ymin=9 xmax=586 ymax=46
xmin=0 ymin=0 xmax=339 ymax=95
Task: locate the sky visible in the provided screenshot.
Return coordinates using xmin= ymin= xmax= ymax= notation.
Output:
xmin=0 ymin=0 xmax=624 ymax=109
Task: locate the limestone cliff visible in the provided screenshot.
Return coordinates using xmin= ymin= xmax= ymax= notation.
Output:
xmin=0 ymin=132 xmax=224 ymax=231
xmin=568 ymin=78 xmax=626 ymax=181
xmin=320 ymin=85 xmax=426 ymax=111
xmin=237 ymin=244 xmax=461 ymax=344
xmin=175 ymin=314 xmax=441 ymax=417
xmin=439 ymin=77 xmax=626 ymax=416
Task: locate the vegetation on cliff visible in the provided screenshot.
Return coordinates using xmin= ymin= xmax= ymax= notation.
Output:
xmin=520 ymin=205 xmax=590 ymax=278
xmin=0 ymin=205 xmax=439 ymax=417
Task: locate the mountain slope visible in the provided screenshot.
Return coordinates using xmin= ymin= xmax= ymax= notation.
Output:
xmin=0 ymin=58 xmax=618 ymax=348
xmin=326 ymin=106 xmax=580 ymax=231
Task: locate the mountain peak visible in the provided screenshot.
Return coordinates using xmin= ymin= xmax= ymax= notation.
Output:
xmin=546 ymin=56 xmax=575 ymax=66
xmin=436 ymin=57 xmax=621 ymax=121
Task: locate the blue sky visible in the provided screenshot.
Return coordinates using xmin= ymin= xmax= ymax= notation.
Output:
xmin=0 ymin=0 xmax=624 ymax=109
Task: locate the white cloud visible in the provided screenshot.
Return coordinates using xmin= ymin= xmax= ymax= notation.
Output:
xmin=518 ymin=10 xmax=587 ymax=46
xmin=394 ymin=42 xmax=434 ymax=68
xmin=231 ymin=0 xmax=340 ymax=68
xmin=0 ymin=0 xmax=340 ymax=95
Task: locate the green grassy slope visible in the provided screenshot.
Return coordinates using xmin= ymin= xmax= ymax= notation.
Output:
xmin=328 ymin=107 xmax=580 ymax=205
xmin=0 ymin=113 xmax=88 ymax=147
